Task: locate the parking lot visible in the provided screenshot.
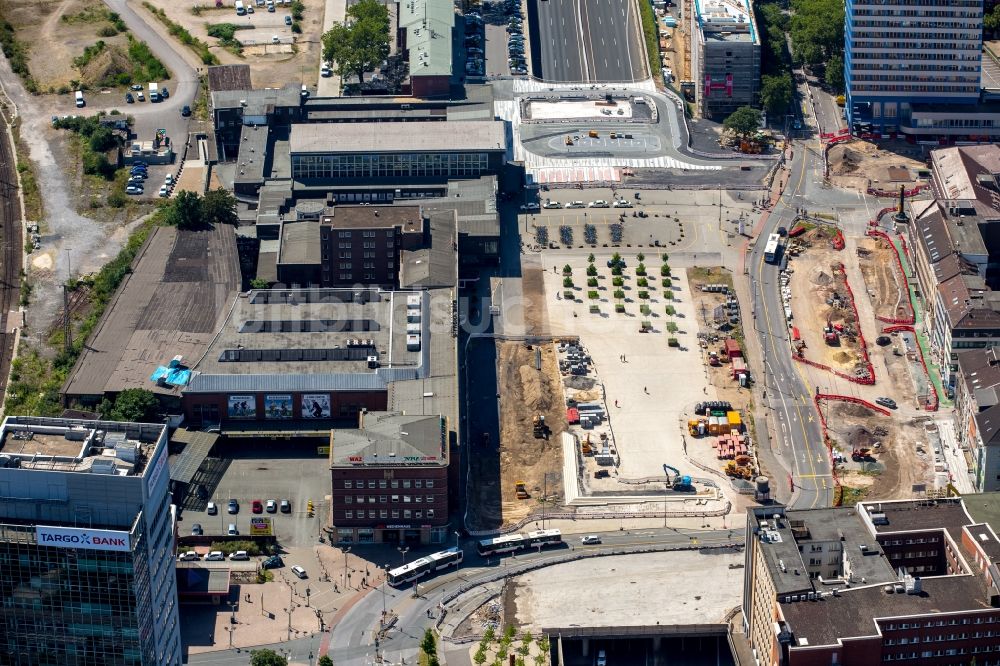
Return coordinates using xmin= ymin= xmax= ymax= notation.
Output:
xmin=466 ymin=0 xmax=527 ymax=79
xmin=175 ymin=439 xmax=333 ymax=548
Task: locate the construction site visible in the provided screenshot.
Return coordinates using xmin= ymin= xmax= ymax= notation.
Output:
xmin=826 ymin=141 xmax=928 ymax=194
xmin=857 ymin=235 xmax=910 ymax=323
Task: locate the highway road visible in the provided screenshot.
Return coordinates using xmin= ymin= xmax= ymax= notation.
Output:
xmin=534 ymin=0 xmax=645 ymax=83
xmin=748 ymin=145 xmax=834 ymax=510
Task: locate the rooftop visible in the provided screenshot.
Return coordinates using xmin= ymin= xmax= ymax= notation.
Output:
xmin=207 ymin=64 xmax=253 ymax=93
xmin=695 ymin=0 xmax=758 ymax=43
xmin=235 ymin=124 xmax=270 ymax=185
xmin=211 ymin=84 xmax=302 ymax=113
xmin=957 ymin=347 xmax=1000 ymax=409
xmin=0 ymin=417 xmax=166 ymax=477
xmin=859 ymin=498 xmax=974 ymax=534
xmin=399 ymin=0 xmax=454 ymax=78
xmin=331 ymin=412 xmax=447 ymax=466
xmin=400 ymin=210 xmax=458 ymax=288
xmin=780 ymin=575 xmax=991 ymax=649
xmin=278 ymin=221 xmax=321 ymax=266
xmin=61 ymin=225 xmax=241 ymax=399
xmin=288 ymin=120 xmax=506 ymax=154
xmin=321 ymin=205 xmax=424 ymax=231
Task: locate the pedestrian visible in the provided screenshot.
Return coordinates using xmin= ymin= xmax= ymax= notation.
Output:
xmin=615 ymin=400 xmax=619 ymax=408
xmin=644 ymin=386 xmax=648 ymax=394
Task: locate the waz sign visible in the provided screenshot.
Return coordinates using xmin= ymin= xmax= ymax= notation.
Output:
xmin=36 ymin=526 xmax=131 ymax=552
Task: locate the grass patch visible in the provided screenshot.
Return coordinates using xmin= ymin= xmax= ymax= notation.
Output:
xmin=143 ymin=2 xmax=219 ymax=65
xmin=207 ymin=23 xmax=251 ymax=55
xmin=840 ymin=486 xmax=867 ymax=506
xmin=10 ymin=120 xmax=42 ymax=222
xmin=637 ymin=0 xmax=661 ymax=82
xmin=0 ymin=17 xmax=37 ymax=92
xmin=6 ymin=214 xmax=160 ymax=416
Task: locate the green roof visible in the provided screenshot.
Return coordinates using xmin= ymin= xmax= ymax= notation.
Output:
xmin=399 ymin=0 xmax=454 ymax=78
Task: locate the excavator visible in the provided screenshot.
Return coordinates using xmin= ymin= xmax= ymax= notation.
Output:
xmin=663 ymin=464 xmax=693 ymax=491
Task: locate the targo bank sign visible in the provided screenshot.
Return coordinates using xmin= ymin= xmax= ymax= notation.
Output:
xmin=36 ymin=525 xmax=131 ymax=552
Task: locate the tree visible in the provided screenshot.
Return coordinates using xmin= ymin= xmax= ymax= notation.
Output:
xmin=101 ymin=388 xmax=160 ymax=423
xmin=760 ymin=73 xmax=793 ymax=116
xmin=788 ymin=0 xmax=844 ymax=66
xmin=421 ymin=628 xmax=438 ymax=658
xmin=250 ymin=649 xmax=288 ymax=666
xmin=824 ymin=55 xmax=845 ymax=92
xmin=201 ymin=188 xmax=238 ymax=226
xmin=322 ymin=0 xmax=390 ymax=84
xmin=988 ymin=4 xmax=1000 ymax=33
xmin=165 ymin=191 xmax=204 ymax=229
xmin=723 ymin=106 xmax=761 ymax=140
xmin=318 ymin=657 xmax=334 ymax=666
xmin=250 ymin=278 xmax=270 ymax=289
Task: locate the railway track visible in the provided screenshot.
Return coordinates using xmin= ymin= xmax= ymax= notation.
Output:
xmin=0 ymin=112 xmax=23 ymax=406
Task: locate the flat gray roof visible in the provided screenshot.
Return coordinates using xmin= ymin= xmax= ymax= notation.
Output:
xmin=278 ymin=221 xmax=321 ymax=266
xmin=235 ymin=124 xmax=269 ymax=184
xmin=331 ymin=412 xmax=447 ymax=465
xmin=62 ymin=225 xmax=240 ymax=398
xmin=288 ymin=120 xmax=507 ymax=154
xmin=211 ymin=84 xmax=301 ymax=112
xmin=185 ymin=288 xmax=455 ymax=397
xmin=400 ymin=210 xmax=457 ymax=288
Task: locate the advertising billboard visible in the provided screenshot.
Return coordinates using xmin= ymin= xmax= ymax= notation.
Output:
xmin=301 ymin=394 xmax=331 ymax=419
xmin=36 ymin=525 xmax=130 ymax=552
xmin=249 ymin=517 xmax=273 ymax=536
xmin=264 ymin=394 xmax=293 ymax=419
xmin=228 ymin=395 xmax=257 ymax=419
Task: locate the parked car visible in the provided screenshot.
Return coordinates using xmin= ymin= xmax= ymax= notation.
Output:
xmin=262 ymin=555 xmax=284 ymax=569
xmin=125 ymin=93 xmax=134 ymax=103
xmin=520 ymin=202 xmax=540 ymax=211
xmin=875 ymin=397 xmax=897 ymax=409
xmin=125 ymin=185 xmax=143 ymax=195
xmin=227 ymin=524 xmax=238 ymax=536
xmin=565 ymin=201 xmax=585 ymax=209
xmin=612 ymin=199 xmax=632 ymax=208
xmin=266 ymin=499 xmax=277 ymax=513
xmin=207 ymin=501 xmax=218 ymax=515
xmin=291 ymin=565 xmax=308 ymax=579
xmin=542 ymin=200 xmax=562 ymax=209
xmin=178 ymin=551 xmax=200 ymax=561
xmin=252 ymin=499 xmax=263 ymax=514
xmin=228 ymin=499 xmax=239 ymax=514
xmin=181 ymin=105 xmax=191 ymax=117
xmin=588 ymin=200 xmax=610 ymax=208
xmin=130 ymin=84 xmax=143 ymax=91
xmin=137 ymin=91 xmax=144 ymax=101
xmin=229 ymin=551 xmax=250 ymax=561
xmin=206 ymin=551 xmax=225 ymax=561
xmin=160 ymin=86 xmax=169 ymax=99
xmin=190 ymin=523 xmax=203 ymax=536
xmin=285 ymin=15 xmax=292 ymax=24
xmin=158 ymin=186 xmax=169 ymax=198
xmin=581 ymin=535 xmax=601 ymax=545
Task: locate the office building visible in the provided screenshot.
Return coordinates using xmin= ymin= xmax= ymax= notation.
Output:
xmin=330 ymin=411 xmax=450 ymax=545
xmin=398 ymin=0 xmax=454 ymax=97
xmin=0 ymin=416 xmax=180 ymax=665
xmin=694 ymin=0 xmax=761 ymax=118
xmin=845 ymin=0 xmax=984 ymax=135
xmin=744 ymin=498 xmax=1000 ymax=666
xmin=955 ymin=347 xmax=1000 ymax=491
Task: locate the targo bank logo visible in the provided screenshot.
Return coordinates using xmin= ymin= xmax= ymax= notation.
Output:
xmin=40 ymin=532 xmax=126 ymax=548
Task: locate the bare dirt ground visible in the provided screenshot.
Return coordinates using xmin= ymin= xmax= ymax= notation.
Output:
xmin=828 ymin=139 xmax=928 ymax=194
xmin=2 ymin=0 xmax=139 ymax=91
xmin=857 ymin=236 xmax=908 ymax=322
xmin=826 ymin=402 xmax=931 ymax=504
xmin=143 ymin=0 xmax=328 ymax=88
xmin=494 ymin=341 xmax=565 ymax=526
xmin=519 ymin=259 xmax=550 ymax=336
xmin=787 ymin=231 xmax=865 ymax=373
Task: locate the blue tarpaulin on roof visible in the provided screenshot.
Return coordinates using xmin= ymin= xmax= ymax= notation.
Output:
xmin=150 ymin=366 xmax=192 ymax=387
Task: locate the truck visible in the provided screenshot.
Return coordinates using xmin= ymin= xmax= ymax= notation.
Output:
xmin=149 ymin=82 xmax=160 ymax=103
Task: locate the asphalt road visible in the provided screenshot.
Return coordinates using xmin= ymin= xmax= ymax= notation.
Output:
xmin=534 ymin=0 xmax=645 ymax=83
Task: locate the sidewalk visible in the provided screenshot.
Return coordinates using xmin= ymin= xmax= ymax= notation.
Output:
xmin=317 ymin=0 xmax=346 ymax=96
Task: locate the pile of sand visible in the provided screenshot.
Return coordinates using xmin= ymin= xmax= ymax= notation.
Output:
xmin=519 ymin=365 xmax=545 ymax=410
xmin=812 ymin=270 xmax=833 ymax=286
xmin=78 ymin=45 xmax=132 ymax=88
xmin=833 ymin=402 xmax=877 ymax=419
xmin=833 ymin=351 xmax=852 ymax=364
xmin=564 ymin=376 xmax=596 ymax=391
xmin=847 ymin=426 xmax=875 ymax=449
xmin=829 ymin=145 xmax=861 ymax=176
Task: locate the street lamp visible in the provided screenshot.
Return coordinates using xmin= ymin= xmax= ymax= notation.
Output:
xmin=454 ymin=530 xmax=460 ymax=549
xmin=342 ymin=546 xmax=352 ymax=590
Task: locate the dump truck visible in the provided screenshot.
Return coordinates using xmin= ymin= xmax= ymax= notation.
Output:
xmin=515 ymin=481 xmax=529 ymax=499
xmin=532 ymin=414 xmax=550 ymax=440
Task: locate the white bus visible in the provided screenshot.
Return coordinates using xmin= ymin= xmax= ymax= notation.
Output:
xmin=763 ymin=233 xmax=782 ymax=264
xmin=477 ymin=529 xmax=563 ymax=557
xmin=386 ymin=547 xmax=463 ymax=587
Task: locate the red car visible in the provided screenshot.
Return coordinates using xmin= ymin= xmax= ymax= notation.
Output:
xmin=252 ymin=500 xmax=263 ymax=514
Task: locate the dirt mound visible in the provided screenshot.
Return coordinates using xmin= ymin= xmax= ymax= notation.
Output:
xmin=846 ymin=426 xmax=875 ymax=449
xmin=832 ymin=402 xmax=876 ymax=419
xmin=78 ymin=44 xmax=131 ymax=87
xmin=829 ymin=146 xmax=862 ymax=176
xmin=572 ymin=388 xmax=600 ymax=403
xmin=812 ymin=270 xmax=833 ymax=286
xmin=833 ymin=351 xmax=852 ymax=364
xmin=564 ymin=376 xmax=596 ymax=391
xmin=519 ymin=365 xmax=546 ymax=410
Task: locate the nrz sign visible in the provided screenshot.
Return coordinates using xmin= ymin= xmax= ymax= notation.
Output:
xmin=36 ymin=526 xmax=131 ymax=552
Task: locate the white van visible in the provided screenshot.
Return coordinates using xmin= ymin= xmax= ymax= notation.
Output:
xmin=236 ymin=0 xmax=246 ymax=15
xmin=75 ymin=90 xmax=85 ymax=108
xmin=597 ymin=650 xmax=607 ymax=666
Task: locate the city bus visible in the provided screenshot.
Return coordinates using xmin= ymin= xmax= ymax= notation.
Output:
xmin=763 ymin=233 xmax=782 ymax=264
xmin=477 ymin=529 xmax=563 ymax=557
xmin=386 ymin=547 xmax=463 ymax=587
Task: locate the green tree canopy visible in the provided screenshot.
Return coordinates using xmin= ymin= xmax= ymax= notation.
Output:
xmin=318 ymin=656 xmax=334 ymax=666
xmin=824 ymin=55 xmax=845 ymax=92
xmin=250 ymin=650 xmax=288 ymax=666
xmin=322 ymin=0 xmax=390 ymax=83
xmin=789 ymin=0 xmax=844 ymax=66
xmin=723 ymin=106 xmax=761 ymax=139
xmin=101 ymin=388 xmax=159 ymax=422
xmin=760 ymin=73 xmax=793 ymax=115
xmin=164 ymin=191 xmax=203 ymax=229
xmin=201 ymin=188 xmax=238 ymax=226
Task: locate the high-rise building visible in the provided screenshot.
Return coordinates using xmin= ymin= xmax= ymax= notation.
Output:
xmin=694 ymin=0 xmax=761 ymax=119
xmin=845 ymin=0 xmax=984 ymax=134
xmin=0 ymin=416 xmax=180 ymax=665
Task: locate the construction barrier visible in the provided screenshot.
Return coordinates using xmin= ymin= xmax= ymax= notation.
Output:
xmin=811 ymin=394 xmax=842 ymax=506
xmin=832 ymin=229 xmax=845 ymax=250
xmin=866 ymin=183 xmax=930 ymax=198
xmin=816 ymin=392 xmax=892 ymax=417
xmin=879 ymin=324 xmax=940 ymax=412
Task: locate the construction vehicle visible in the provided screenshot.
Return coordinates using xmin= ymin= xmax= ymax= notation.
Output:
xmin=565 ymin=135 xmax=574 ymax=146
xmin=533 ymin=414 xmax=550 ymax=440
xmin=725 ymin=461 xmax=753 ymax=479
xmin=823 ymin=320 xmax=840 ymax=346
xmin=581 ymin=436 xmax=593 ymax=456
xmin=688 ymin=418 xmax=707 ymax=437
xmin=588 ymin=130 xmax=599 ymax=138
xmin=594 ymin=469 xmax=610 ymax=479
xmin=852 ymin=448 xmax=873 ymax=462
xmin=515 ymin=481 xmax=530 ymax=499
xmin=663 ymin=464 xmax=693 ymax=491
xmin=708 ymin=351 xmax=721 ymax=366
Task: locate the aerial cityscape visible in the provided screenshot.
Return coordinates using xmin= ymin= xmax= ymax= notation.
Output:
xmin=0 ymin=0 xmax=998 ymax=664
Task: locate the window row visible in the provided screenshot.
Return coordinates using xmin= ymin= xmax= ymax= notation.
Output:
xmin=345 ymin=495 xmax=437 ymax=504
xmin=344 ymin=479 xmax=434 ymax=489
xmin=292 ymin=152 xmax=490 ymax=179
xmin=343 ymin=509 xmax=434 ymax=519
